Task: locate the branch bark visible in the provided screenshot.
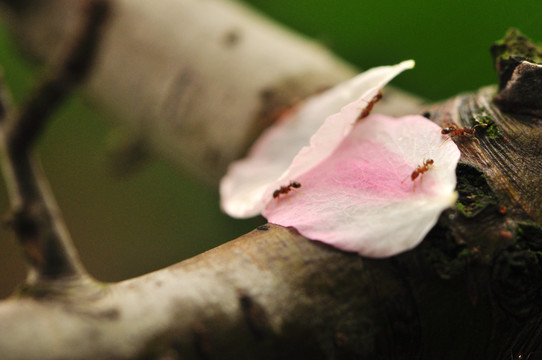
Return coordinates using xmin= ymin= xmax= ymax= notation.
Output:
xmin=0 ymin=1 xmax=541 ymax=360
xmin=0 ymin=225 xmax=418 ymax=359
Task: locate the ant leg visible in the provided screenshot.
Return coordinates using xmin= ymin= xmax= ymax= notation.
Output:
xmin=439 ymin=136 xmax=451 ymax=147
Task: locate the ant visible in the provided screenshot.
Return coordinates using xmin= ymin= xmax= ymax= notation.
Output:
xmin=410 ymin=159 xmax=434 ymax=182
xmin=356 ymin=91 xmax=383 ymax=123
xmin=402 ymin=159 xmax=434 ymax=191
xmin=273 ymin=181 xmax=301 ymax=199
xmin=441 ymin=123 xmax=487 ymax=143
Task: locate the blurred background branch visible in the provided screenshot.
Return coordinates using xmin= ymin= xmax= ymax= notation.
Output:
xmin=0 ymin=0 xmax=110 ymax=288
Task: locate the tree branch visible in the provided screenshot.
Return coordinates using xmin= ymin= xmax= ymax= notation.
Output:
xmin=7 ymin=0 xmax=109 ymax=151
xmin=0 ymin=225 xmax=422 ymax=359
xmin=0 ymin=0 xmax=109 ymax=284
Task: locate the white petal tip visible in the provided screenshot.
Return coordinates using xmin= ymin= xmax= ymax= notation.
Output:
xmin=400 ymin=59 xmax=415 ymax=69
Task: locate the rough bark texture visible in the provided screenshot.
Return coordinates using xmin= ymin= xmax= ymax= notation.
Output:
xmin=0 ymin=1 xmax=541 ymax=360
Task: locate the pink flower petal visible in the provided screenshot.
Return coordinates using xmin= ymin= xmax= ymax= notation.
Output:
xmin=263 ymin=114 xmax=460 ymax=258
xmin=221 ymin=61 xmax=414 ymax=217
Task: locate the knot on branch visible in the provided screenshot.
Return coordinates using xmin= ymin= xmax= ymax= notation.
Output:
xmin=491 ymin=28 xmax=542 ymax=117
xmin=4 ymin=203 xmax=83 ymax=279
xmin=4 ymin=205 xmax=45 ymax=269
xmin=492 ymin=248 xmax=542 ymax=318
xmin=5 ymin=205 xmax=40 ymax=240
xmin=491 ymin=224 xmax=542 ymax=318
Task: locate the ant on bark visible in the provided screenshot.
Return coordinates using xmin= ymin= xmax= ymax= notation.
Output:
xmin=273 ymin=181 xmax=301 ymax=199
xmin=441 ymin=123 xmax=487 ymax=143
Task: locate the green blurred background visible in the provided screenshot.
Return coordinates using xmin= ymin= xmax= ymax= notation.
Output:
xmin=1 ymin=0 xmax=541 ymax=297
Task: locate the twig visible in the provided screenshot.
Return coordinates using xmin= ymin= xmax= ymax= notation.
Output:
xmin=8 ymin=0 xmax=110 ymax=151
xmin=0 ymin=0 xmax=110 ymax=285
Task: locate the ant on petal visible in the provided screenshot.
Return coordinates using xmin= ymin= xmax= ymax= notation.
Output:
xmin=273 ymin=181 xmax=301 ymax=199
xmin=410 ymin=159 xmax=434 ymax=182
xmin=402 ymin=159 xmax=434 ymax=191
xmin=356 ymin=91 xmax=383 ymax=123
